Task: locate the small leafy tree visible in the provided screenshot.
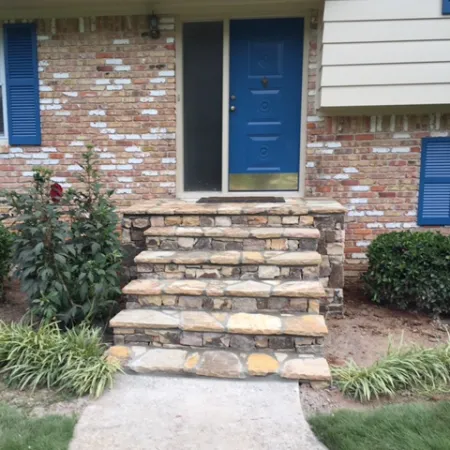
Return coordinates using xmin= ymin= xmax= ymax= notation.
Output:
xmin=5 ymin=149 xmax=122 ymax=327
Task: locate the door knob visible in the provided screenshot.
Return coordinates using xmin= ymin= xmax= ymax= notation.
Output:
xmin=230 ymin=105 xmax=236 ymax=112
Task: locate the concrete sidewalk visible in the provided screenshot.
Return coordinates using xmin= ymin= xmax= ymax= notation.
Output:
xmin=70 ymin=374 xmax=327 ymax=450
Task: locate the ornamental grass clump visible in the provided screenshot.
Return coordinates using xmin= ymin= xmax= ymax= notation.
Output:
xmin=0 ymin=321 xmax=120 ymax=397
xmin=332 ymin=342 xmax=450 ymax=402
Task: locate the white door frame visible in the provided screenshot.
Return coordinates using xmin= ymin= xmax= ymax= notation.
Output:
xmin=175 ymin=9 xmax=311 ymax=199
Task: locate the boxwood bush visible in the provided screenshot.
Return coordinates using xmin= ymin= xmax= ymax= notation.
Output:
xmin=363 ymin=231 xmax=450 ymax=315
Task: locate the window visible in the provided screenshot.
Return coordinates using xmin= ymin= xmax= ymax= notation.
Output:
xmin=443 ymin=0 xmax=450 ymax=14
xmin=418 ymin=138 xmax=450 ymax=226
xmin=3 ymin=23 xmax=41 ymax=146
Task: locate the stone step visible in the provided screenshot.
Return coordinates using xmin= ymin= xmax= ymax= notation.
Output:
xmin=108 ymin=346 xmax=331 ymax=383
xmin=110 ymin=309 xmax=328 ymax=353
xmin=123 ymin=278 xmax=326 ymax=299
xmin=135 ymin=250 xmax=321 ymax=281
xmin=144 ymin=226 xmax=319 ymax=251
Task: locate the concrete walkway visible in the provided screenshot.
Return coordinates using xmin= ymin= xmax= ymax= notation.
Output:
xmin=70 ymin=374 xmax=326 ymax=450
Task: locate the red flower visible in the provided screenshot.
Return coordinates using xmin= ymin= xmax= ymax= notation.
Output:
xmin=50 ymin=183 xmax=63 ymax=203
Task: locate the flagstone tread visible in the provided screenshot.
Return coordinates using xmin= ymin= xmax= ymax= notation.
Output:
xmin=110 ymin=346 xmax=331 ymax=381
xmin=120 ymin=198 xmax=346 ymax=216
xmin=135 ymin=250 xmax=321 ymax=266
xmin=144 ymin=226 xmax=320 ymax=239
xmin=122 ymin=278 xmax=326 ymax=299
xmin=110 ymin=309 xmax=328 ymax=337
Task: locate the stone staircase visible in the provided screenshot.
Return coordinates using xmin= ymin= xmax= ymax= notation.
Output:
xmin=109 ymin=198 xmax=345 ymax=384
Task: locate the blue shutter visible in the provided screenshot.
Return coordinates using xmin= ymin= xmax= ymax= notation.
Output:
xmin=418 ymin=138 xmax=450 ymax=226
xmin=443 ymin=0 xmax=450 ymax=14
xmin=4 ymin=23 xmax=41 ymax=145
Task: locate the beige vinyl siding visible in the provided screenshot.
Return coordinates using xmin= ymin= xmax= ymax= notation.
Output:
xmin=320 ymin=0 xmax=450 ymax=109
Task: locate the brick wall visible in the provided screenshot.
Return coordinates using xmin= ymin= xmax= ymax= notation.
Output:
xmin=0 ymin=15 xmax=177 ymax=201
xmin=306 ymin=11 xmax=450 ymax=282
xmin=1 ymin=12 xmax=448 ymax=285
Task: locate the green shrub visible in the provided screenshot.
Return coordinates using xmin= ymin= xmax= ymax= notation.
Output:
xmin=0 ymin=321 xmax=120 ymax=397
xmin=0 ymin=221 xmax=13 ymax=301
xmin=332 ymin=342 xmax=450 ymax=402
xmin=4 ymin=149 xmax=122 ymax=326
xmin=363 ymin=231 xmax=450 ymax=315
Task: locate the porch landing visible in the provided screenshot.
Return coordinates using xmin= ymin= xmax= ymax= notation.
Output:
xmin=112 ymin=197 xmax=345 ymax=384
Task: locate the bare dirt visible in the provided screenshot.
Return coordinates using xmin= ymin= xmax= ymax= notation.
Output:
xmin=301 ymin=286 xmax=450 ymax=417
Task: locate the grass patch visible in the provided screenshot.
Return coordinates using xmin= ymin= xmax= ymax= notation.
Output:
xmin=0 ymin=322 xmax=120 ymax=398
xmin=309 ymin=401 xmax=450 ymax=450
xmin=0 ymin=402 xmax=76 ymax=450
xmin=332 ymin=343 xmax=450 ymax=402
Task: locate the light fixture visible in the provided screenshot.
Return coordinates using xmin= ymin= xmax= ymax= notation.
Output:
xmin=149 ymin=12 xmax=160 ymax=39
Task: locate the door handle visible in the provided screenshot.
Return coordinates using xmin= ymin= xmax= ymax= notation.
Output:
xmin=230 ymin=105 xmax=236 ymax=112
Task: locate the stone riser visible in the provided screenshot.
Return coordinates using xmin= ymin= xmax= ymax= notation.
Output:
xmin=146 ymin=214 xmax=315 ymax=228
xmin=126 ymin=295 xmax=321 ymax=314
xmin=113 ymin=328 xmax=324 ymax=354
xmin=136 ymin=263 xmax=319 ymax=281
xmin=145 ymin=236 xmax=318 ymax=252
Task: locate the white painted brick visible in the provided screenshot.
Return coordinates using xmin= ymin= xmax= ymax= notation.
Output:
xmin=166 ymin=37 xmax=175 ymax=43
xmin=31 ymin=153 xmax=49 ymax=159
xmin=325 ymin=142 xmax=342 ymax=148
xmin=70 ymin=141 xmax=84 ymax=147
xmin=348 ymin=211 xmax=365 ymax=217
xmin=39 ymin=61 xmax=49 ymax=67
xmin=406 ymin=210 xmax=417 ymax=216
xmin=100 ymin=165 xmax=116 ymax=170
xmin=161 ymin=170 xmax=175 ymax=175
xmin=142 ymin=109 xmax=158 ymax=115
xmin=63 ymin=91 xmax=78 ymax=97
xmin=53 ymin=73 xmax=69 ymax=79
xmin=159 ymin=70 xmax=175 ymax=77
xmin=55 ymin=111 xmax=71 ymax=116
xmin=114 ymin=79 xmax=131 ymax=84
xmin=140 ymin=97 xmax=154 ymax=102
xmin=403 ymin=222 xmax=417 ymax=229
xmin=150 ymin=78 xmax=166 ymax=83
xmin=114 ymin=65 xmax=131 ymax=72
xmin=107 ymin=85 xmax=123 ymax=90
xmin=393 ymin=133 xmax=411 ymax=139
xmin=315 ymin=149 xmax=334 ymax=155
xmin=351 ymin=186 xmax=370 ymax=192
xmin=118 ymin=165 xmax=133 ymax=170
xmin=356 ymin=241 xmax=370 ymax=247
xmin=373 ymin=147 xmax=390 ymax=153
xmin=125 ymin=134 xmax=141 ymax=140
xmin=334 ymin=174 xmax=349 ymax=180
xmin=10 ymin=148 xmax=23 ymax=153
xmin=160 ymin=182 xmax=175 ymax=187
xmin=143 ymin=171 xmax=158 ymax=176
xmin=89 ymin=110 xmax=106 ymax=116
xmin=150 ymin=90 xmax=166 ymax=96
xmin=151 ymin=127 xmax=167 ymax=133
xmin=96 ymin=79 xmax=110 ymax=85
xmin=99 ymin=153 xmax=115 ymax=159
xmin=38 ymin=35 xmax=50 ymax=41
xmin=392 ymin=147 xmax=411 ymax=153
xmin=65 ymin=154 xmax=74 ymax=159
xmin=116 ymin=189 xmax=132 ymax=194
xmin=319 ymin=175 xmax=332 ymax=180
xmin=109 ymin=134 xmax=125 ymax=140
xmin=118 ymin=177 xmax=133 ymax=183
xmin=431 ymin=132 xmax=449 ymax=137
xmin=106 ymin=58 xmax=122 ymax=65
xmin=101 ymin=128 xmax=116 ymax=134
xmin=26 ymin=159 xmax=58 ymax=165
xmin=367 ymin=223 xmax=384 ymax=229
xmin=306 ymin=162 xmax=315 ymax=168
xmin=343 ymin=167 xmax=359 ymax=173
xmin=307 ymin=116 xmax=323 ymax=123
xmin=352 ymin=253 xmax=367 ymax=259
xmin=113 ymin=39 xmax=130 ymax=44
xmin=41 ymin=105 xmax=62 ymax=110
xmin=51 ymin=177 xmax=66 ymax=183
xmin=22 ymin=172 xmax=34 ymax=177
xmin=350 ymin=198 xmax=368 ymax=204
xmin=90 ymin=122 xmax=107 ymax=128
xmin=128 ymin=158 xmax=143 ymax=164
xmin=306 ymin=142 xmax=324 ymax=148
xmin=141 ymin=134 xmax=158 ymax=140
xmin=40 ymin=86 xmax=53 ymax=92
xmin=366 ymin=211 xmax=384 ymax=216
xmin=386 ymin=223 xmax=402 ymax=229
xmin=162 ymin=158 xmax=176 ymax=164
xmin=125 ymin=146 xmax=142 ymax=153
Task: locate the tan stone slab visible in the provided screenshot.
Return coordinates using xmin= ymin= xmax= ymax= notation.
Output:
xmin=247 ymin=354 xmax=279 ymax=376
xmin=107 ymin=346 xmax=132 ymax=360
xmin=283 ymin=228 xmax=320 ymax=239
xmin=210 ymin=251 xmax=241 ymax=265
xmin=250 ymin=228 xmax=284 ymax=239
xmin=184 ymin=352 xmax=201 ymax=371
xmin=280 ymin=357 xmax=331 ymax=381
xmin=130 ymin=349 xmax=187 ymax=373
xmin=204 ymin=280 xmax=228 ymax=296
xmin=144 ymin=226 xmax=177 ymax=236
xmin=181 ymin=311 xmax=225 ymax=332
xmin=304 ymin=198 xmax=346 ymax=214
xmin=135 ymin=251 xmax=175 ymax=264
xmin=266 ymin=251 xmax=322 ymax=266
xmin=225 ymin=280 xmax=272 ymax=298
xmin=241 ymin=252 xmax=265 ymax=264
xmin=196 ymin=351 xmax=243 ymax=378
xmin=282 ymin=314 xmax=328 ymax=337
xmin=227 ymin=313 xmax=282 ymax=335
xmin=176 ymin=227 xmax=204 ymax=237
xmin=164 ymin=280 xmax=207 ymax=296
xmin=110 ymin=310 xmax=180 ymax=329
xmin=272 ymin=281 xmax=325 ymax=298
xmin=172 ymin=252 xmax=210 ymax=264
xmin=122 ymin=279 xmax=164 ymax=296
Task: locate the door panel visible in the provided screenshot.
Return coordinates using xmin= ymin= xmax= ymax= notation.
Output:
xmin=229 ymin=18 xmax=304 ymax=191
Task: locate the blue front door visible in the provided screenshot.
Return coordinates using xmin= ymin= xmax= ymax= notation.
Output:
xmin=229 ymin=18 xmax=304 ymax=191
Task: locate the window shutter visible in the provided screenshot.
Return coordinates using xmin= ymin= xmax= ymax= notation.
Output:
xmin=443 ymin=0 xmax=450 ymax=14
xmin=418 ymin=138 xmax=450 ymax=226
xmin=4 ymin=23 xmax=41 ymax=146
